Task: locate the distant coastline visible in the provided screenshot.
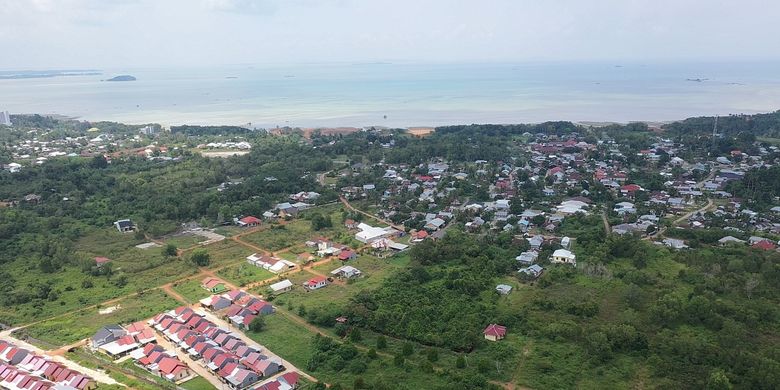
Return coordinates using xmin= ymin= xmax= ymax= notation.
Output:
xmin=0 ymin=70 xmax=101 ymax=80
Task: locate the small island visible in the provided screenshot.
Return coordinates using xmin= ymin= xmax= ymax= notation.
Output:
xmin=105 ymin=75 xmax=136 ymax=82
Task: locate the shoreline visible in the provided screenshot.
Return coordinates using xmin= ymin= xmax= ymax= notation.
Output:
xmin=6 ymin=110 xmax=705 ymax=130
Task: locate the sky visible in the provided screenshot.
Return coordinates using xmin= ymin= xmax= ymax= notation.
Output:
xmin=1 ymin=0 xmax=779 ymax=70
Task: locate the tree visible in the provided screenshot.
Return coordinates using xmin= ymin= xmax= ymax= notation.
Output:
xmin=393 ymin=353 xmax=405 ymax=367
xmin=402 ymin=342 xmax=414 ymax=356
xmin=427 ymin=349 xmax=439 ymax=362
xmin=248 ymin=316 xmax=265 ymax=332
xmin=455 ymin=355 xmax=466 ymax=369
xmin=349 ymin=328 xmax=362 ymax=342
xmin=706 ymin=369 xmax=733 ymax=390
xmin=190 ymin=249 xmax=210 ymax=266
xmin=163 ymin=244 xmax=178 ymax=257
xmin=586 ymin=331 xmax=612 ymax=361
xmin=376 ymin=335 xmax=387 ymax=350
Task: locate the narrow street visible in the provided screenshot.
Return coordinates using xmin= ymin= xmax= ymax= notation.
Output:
xmin=154 ymin=332 xmax=227 ymax=389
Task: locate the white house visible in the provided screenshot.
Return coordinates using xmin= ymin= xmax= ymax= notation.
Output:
xmin=269 ymin=279 xmax=293 ymax=294
xmin=550 ymin=249 xmax=576 ymax=266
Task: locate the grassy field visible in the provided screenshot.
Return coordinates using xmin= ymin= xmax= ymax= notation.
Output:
xmin=0 ymin=228 xmax=197 ymax=326
xmin=163 ymin=234 xmax=204 ymax=248
xmin=171 ymin=278 xmax=212 ymax=304
xmin=202 ymin=240 xmax=253 ymax=267
xmin=263 ymin=254 xmax=409 ymax=312
xmin=246 ymin=312 xmax=457 ymax=389
xmin=180 ymin=376 xmax=215 ymax=390
xmin=241 ymin=205 xmax=353 ymax=252
xmin=21 ymin=289 xmax=180 ymax=346
xmin=241 ymin=220 xmax=315 ymax=251
xmin=216 ymin=263 xmax=275 ymax=287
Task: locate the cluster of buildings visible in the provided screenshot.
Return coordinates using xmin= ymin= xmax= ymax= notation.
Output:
xmin=0 ymin=341 xmax=95 ymax=390
xmin=149 ymin=304 xmax=287 ymax=389
xmin=246 ymin=254 xmax=297 ymax=274
xmin=199 ymin=289 xmax=275 ymax=329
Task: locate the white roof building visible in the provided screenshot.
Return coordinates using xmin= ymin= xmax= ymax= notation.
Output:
xmin=551 ymin=249 xmax=576 ymax=266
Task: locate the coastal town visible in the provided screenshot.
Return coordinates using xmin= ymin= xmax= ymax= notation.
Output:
xmin=0 ymin=112 xmax=778 ymax=389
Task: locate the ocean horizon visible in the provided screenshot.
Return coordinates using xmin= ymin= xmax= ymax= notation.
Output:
xmin=2 ymin=61 xmax=779 ymax=128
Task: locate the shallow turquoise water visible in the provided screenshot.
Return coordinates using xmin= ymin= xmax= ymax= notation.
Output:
xmin=1 ymin=61 xmax=779 ymax=127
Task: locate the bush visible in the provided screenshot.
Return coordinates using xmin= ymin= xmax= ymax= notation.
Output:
xmin=376 ymin=335 xmax=387 ymax=350
xmin=248 ymin=316 xmax=265 ymax=332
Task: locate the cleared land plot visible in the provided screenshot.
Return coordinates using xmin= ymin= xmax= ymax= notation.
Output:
xmin=241 ymin=220 xmax=314 ymax=251
xmin=216 ymin=263 xmax=275 ymax=287
xmin=21 ymin=289 xmax=180 ymax=346
xmin=163 ymin=234 xmax=204 ymax=248
xmin=202 ymin=240 xmax=254 ymax=267
xmin=171 ymin=278 xmax=212 ymax=304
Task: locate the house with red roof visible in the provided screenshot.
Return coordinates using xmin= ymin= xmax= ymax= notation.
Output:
xmin=237 ymin=216 xmax=261 ymax=227
xmin=201 ymin=277 xmax=227 ymax=293
xmin=752 ymin=240 xmax=777 ymax=251
xmin=279 ymin=371 xmax=300 ymax=389
xmin=303 ymin=275 xmax=328 ymax=291
xmin=338 ymin=249 xmax=357 ymax=261
xmin=245 ymin=301 xmax=275 ymax=315
xmin=483 ymin=324 xmax=507 ymax=341
xmin=94 ymin=257 xmax=111 ymax=267
xmin=411 ymin=230 xmax=428 ymax=243
xmin=620 ymin=184 xmax=643 ymax=198
xmin=157 ymin=356 xmax=192 ymax=382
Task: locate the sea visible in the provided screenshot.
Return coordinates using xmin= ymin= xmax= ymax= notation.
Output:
xmin=1 ymin=61 xmax=780 ymax=128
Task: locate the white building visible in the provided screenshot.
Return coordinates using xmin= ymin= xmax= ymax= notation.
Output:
xmin=550 ymin=249 xmax=576 ymax=266
xmin=355 ymin=223 xmax=399 ymax=243
xmin=0 ymin=111 xmax=11 ymax=126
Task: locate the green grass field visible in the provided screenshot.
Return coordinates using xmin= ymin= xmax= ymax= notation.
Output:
xmin=241 ymin=220 xmax=315 ymax=251
xmin=21 ymin=289 xmax=180 ymax=346
xmin=202 ymin=240 xmax=254 ymax=267
xmin=0 ymin=228 xmax=197 ymax=326
xmin=216 ymin=263 xmax=275 ymax=287
xmin=163 ymin=234 xmax=204 ymax=248
xmin=180 ymin=376 xmax=215 ymax=390
xmin=270 ymin=254 xmax=409 ymax=312
xmin=171 ymin=278 xmax=212 ymax=304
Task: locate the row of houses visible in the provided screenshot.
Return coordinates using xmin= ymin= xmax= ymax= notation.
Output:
xmin=129 ymin=344 xmax=193 ymax=382
xmin=151 ymin=306 xmax=283 ymax=389
xmin=91 ymin=321 xmax=157 ymax=358
xmin=199 ymin=290 xmax=275 ymax=329
xmin=0 ymin=341 xmax=95 ymax=390
xmin=246 ymin=254 xmax=297 ymax=274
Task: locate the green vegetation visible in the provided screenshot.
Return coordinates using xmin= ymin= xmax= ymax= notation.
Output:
xmin=20 ymin=289 xmax=180 ymax=346
xmin=180 ymin=376 xmax=216 ymax=390
xmin=1 ymin=114 xmax=779 ymax=389
xmin=171 ymin=278 xmax=211 ymax=304
xmin=217 ymin=263 xmax=274 ymax=287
